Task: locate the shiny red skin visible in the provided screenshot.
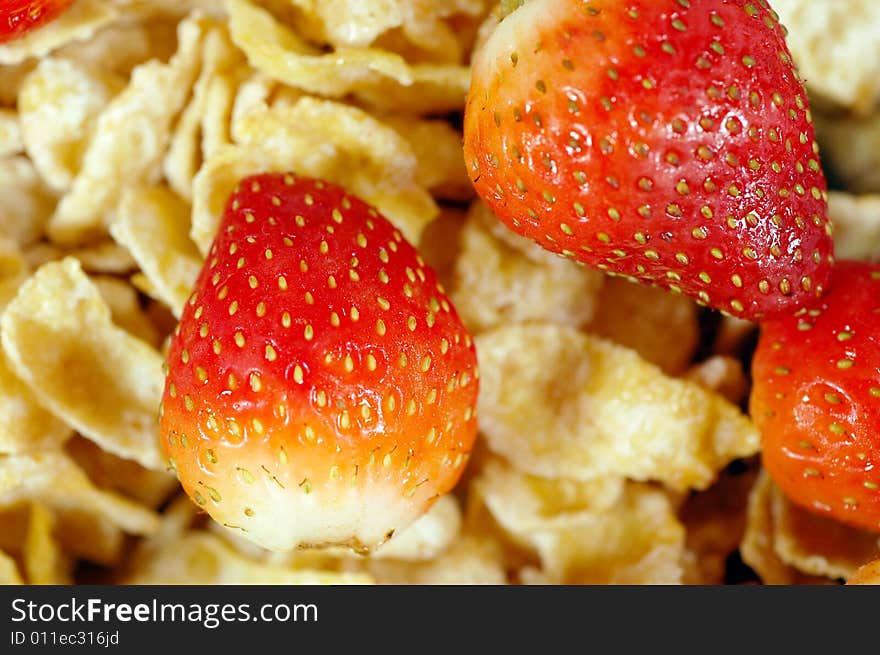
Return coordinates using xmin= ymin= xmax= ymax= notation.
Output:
xmin=159 ymin=173 xmax=479 ymax=542
xmin=464 ymin=0 xmax=833 ymax=320
xmin=751 ymin=261 xmax=880 ymax=532
xmin=0 ymin=0 xmax=74 ymax=43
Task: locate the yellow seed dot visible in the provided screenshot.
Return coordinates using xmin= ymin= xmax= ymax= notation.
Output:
xmin=234 ymin=332 xmax=245 ymax=347
xmin=278 ymin=276 xmax=288 ymax=290
xmin=376 ymin=319 xmax=386 ymax=336
xmin=304 ymin=325 xmax=314 ymax=341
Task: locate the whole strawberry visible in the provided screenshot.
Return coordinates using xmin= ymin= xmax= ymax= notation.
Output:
xmin=751 ymin=261 xmax=880 ymax=532
xmin=159 ymin=173 xmax=479 ymax=552
xmin=464 ymin=0 xmax=833 ymax=320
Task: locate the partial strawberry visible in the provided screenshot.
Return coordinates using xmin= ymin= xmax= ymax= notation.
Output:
xmin=464 ymin=0 xmax=833 ymax=320
xmin=751 ymin=261 xmax=880 ymax=533
xmin=0 ymin=1 xmax=74 ymax=43
xmin=159 ymin=173 xmax=479 ymax=552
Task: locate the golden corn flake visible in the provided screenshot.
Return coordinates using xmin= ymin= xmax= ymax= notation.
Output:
xmin=192 ymin=99 xmax=437 ymax=252
xmin=772 ymin=0 xmax=880 ymax=114
xmin=18 ymin=58 xmax=124 ymax=192
xmin=815 ymin=111 xmax=880 ymax=194
xmin=371 ymin=494 xmax=462 ymax=561
xmin=386 ymin=117 xmax=473 ymax=202
xmin=0 ymin=549 xmax=22 ymax=584
xmin=363 ymin=533 xmax=507 ymax=585
xmin=66 ymin=436 xmax=177 ymax=510
xmin=0 ymin=0 xmax=119 ymax=66
xmin=55 ymin=13 xmax=180 ymax=76
xmin=848 ymin=558 xmax=880 ymax=585
xmin=827 ymin=192 xmax=880 ymax=263
xmin=770 ymin=478 xmax=880 ymax=581
xmin=0 ymin=109 xmax=22 ymax=157
xmin=124 ymin=531 xmax=374 ymax=584
xmin=451 ymin=203 xmax=603 ymax=334
xmin=475 ymin=458 xmax=684 ymax=584
xmin=685 ymin=356 xmax=749 ymax=406
xmin=164 ymin=25 xmax=244 ymax=199
xmin=0 ymin=157 xmax=57 ymax=247
xmin=24 ymin=503 xmax=72 ymax=585
xmin=111 ymin=186 xmax=202 ymax=318
xmin=476 ymin=324 xmax=760 ymax=490
xmin=0 ymin=239 xmax=71 ymax=455
xmin=588 ymin=277 xmax=700 ymax=375
xmin=712 ymin=315 xmax=758 ymax=358
xmin=1 ymin=258 xmax=166 ymax=470
xmin=92 ymin=276 xmax=161 ymax=347
xmin=0 ymin=451 xmax=160 ymax=538
xmin=740 ymin=472 xmax=836 ymax=585
xmin=286 ymin=0 xmax=486 ymax=57
xmin=48 ymin=14 xmax=207 ymax=244
xmin=228 ymin=0 xmax=470 ymax=115
xmin=679 ymin=467 xmax=758 ymax=585
xmin=231 ymin=96 xmax=437 ymax=242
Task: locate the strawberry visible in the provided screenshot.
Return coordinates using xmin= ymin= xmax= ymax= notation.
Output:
xmin=463 ymin=0 xmax=833 ymax=320
xmin=0 ymin=1 xmax=74 ymax=43
xmin=750 ymin=261 xmax=880 ymax=532
xmin=159 ymin=173 xmax=479 ymax=552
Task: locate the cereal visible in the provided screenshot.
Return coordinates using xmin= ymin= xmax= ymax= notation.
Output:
xmin=18 ymin=57 xmax=124 ymax=192
xmin=23 ymin=503 xmax=72 ymax=585
xmin=0 ymin=451 xmax=160 ymax=539
xmin=772 ymin=0 xmax=880 ymax=114
xmin=124 ymin=531 xmax=374 ymax=584
xmin=588 ymin=277 xmax=700 ymax=375
xmin=0 ymin=109 xmax=23 ymax=157
xmin=476 ymin=324 xmax=760 ymax=490
xmin=227 ymin=0 xmax=471 ymax=115
xmin=0 ymin=549 xmax=23 ymax=584
xmin=371 ymin=495 xmax=462 ymax=561
xmin=826 ymin=192 xmax=880 ymax=263
xmin=111 ymin=185 xmax=202 ymax=317
xmin=0 ymin=157 xmax=57 ymax=247
xmin=48 ymin=14 xmax=207 ymax=244
xmin=363 ymin=533 xmax=507 ymax=585
xmin=451 ymin=202 xmax=603 ymax=334
xmin=815 ymin=112 xmax=880 ymax=194
xmin=1 ymin=259 xmax=166 ymax=470
xmin=474 ymin=457 xmax=684 ymax=584
xmin=685 ymin=356 xmax=749 ymax=406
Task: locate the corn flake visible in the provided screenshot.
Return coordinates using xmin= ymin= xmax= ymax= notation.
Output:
xmin=827 ymin=192 xmax=880 ymax=263
xmin=0 ymin=157 xmax=57 ymax=247
xmin=111 ymin=186 xmax=202 ymax=318
xmin=48 ymin=14 xmax=207 ymax=244
xmin=18 ymin=58 xmax=124 ymax=192
xmin=0 ymin=451 xmax=160 ymax=538
xmin=24 ymin=503 xmax=72 ymax=585
xmin=228 ymin=0 xmax=470 ymax=115
xmin=476 ymin=324 xmax=760 ymax=490
xmin=0 ymin=109 xmax=22 ymax=157
xmin=0 ymin=549 xmax=22 ymax=584
xmin=1 ymin=258 xmax=166 ymax=470
xmin=588 ymin=277 xmax=700 ymax=375
xmin=772 ymin=0 xmax=880 ymax=114
xmin=475 ymin=458 xmax=684 ymax=584
xmin=452 ymin=203 xmax=603 ymax=334
xmin=124 ymin=531 xmax=373 ymax=584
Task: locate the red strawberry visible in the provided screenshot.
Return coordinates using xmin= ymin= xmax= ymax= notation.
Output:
xmin=1 ymin=1 xmax=74 ymax=43
xmin=751 ymin=261 xmax=880 ymax=532
xmin=463 ymin=0 xmax=833 ymax=320
xmin=159 ymin=173 xmax=479 ymax=552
